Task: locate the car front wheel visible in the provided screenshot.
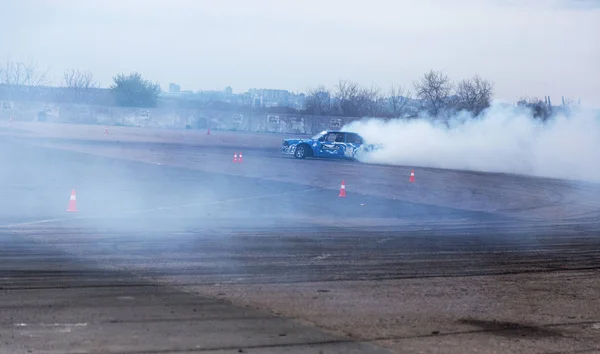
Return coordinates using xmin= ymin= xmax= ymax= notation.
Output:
xmin=294 ymin=145 xmax=307 ymax=159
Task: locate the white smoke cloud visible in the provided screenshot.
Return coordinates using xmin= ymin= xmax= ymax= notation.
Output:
xmin=343 ymin=103 xmax=600 ymax=182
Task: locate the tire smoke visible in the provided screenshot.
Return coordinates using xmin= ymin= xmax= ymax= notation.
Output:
xmin=343 ymin=103 xmax=600 ymax=182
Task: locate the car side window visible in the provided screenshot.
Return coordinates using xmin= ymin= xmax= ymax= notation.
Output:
xmin=325 ymin=133 xmax=337 ymax=142
xmin=335 ymin=133 xmax=345 ymax=142
xmin=346 ymin=133 xmax=363 ymax=144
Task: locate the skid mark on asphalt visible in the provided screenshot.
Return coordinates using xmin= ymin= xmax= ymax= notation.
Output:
xmin=313 ymin=254 xmax=331 ymax=261
xmin=0 ymin=218 xmax=66 ymax=227
xmin=0 ymin=188 xmax=322 ymax=229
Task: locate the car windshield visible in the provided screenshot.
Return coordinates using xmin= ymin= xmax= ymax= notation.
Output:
xmin=311 ymin=131 xmax=327 ymax=140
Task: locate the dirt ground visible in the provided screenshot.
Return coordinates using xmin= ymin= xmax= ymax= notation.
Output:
xmin=190 ymin=271 xmax=600 ymax=353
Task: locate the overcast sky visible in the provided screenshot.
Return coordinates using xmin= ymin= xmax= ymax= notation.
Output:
xmin=1 ymin=0 xmax=598 ymax=106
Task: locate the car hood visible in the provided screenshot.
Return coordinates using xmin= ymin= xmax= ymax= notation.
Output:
xmin=283 ymin=138 xmax=313 ymax=144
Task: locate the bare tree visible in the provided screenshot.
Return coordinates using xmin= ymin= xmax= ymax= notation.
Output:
xmin=62 ymin=69 xmax=98 ymax=89
xmin=517 ymin=96 xmax=552 ymax=121
xmin=303 ymin=85 xmax=332 ymax=115
xmin=304 ymin=81 xmax=387 ymax=117
xmin=562 ymin=96 xmax=574 ymax=107
xmin=455 ymin=75 xmax=494 ymax=116
xmin=413 ymin=70 xmax=453 ymax=117
xmin=355 ymin=84 xmax=385 ymax=117
xmin=560 ymin=96 xmax=575 ymax=117
xmin=335 ymin=79 xmax=361 ymax=116
xmin=388 ymin=85 xmax=411 ymax=117
xmin=61 ymin=69 xmax=100 ymax=103
xmin=0 ymin=56 xmax=49 ymax=87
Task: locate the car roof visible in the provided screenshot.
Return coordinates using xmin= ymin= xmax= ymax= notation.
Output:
xmin=326 ymin=131 xmax=358 ymax=134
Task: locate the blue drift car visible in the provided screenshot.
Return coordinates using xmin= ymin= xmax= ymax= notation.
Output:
xmin=281 ymin=130 xmax=376 ymax=160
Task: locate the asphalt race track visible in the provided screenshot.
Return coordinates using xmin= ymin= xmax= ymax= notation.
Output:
xmin=2 ymin=127 xmax=600 ymax=354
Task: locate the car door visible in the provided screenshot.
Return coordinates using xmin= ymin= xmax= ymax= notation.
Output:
xmin=318 ymin=132 xmax=346 ymax=158
xmin=332 ymin=132 xmax=347 ymax=158
xmin=344 ymin=133 xmax=364 ymax=157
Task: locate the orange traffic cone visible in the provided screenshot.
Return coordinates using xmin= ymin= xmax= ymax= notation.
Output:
xmin=104 ymin=126 xmax=108 ymax=135
xmin=66 ymin=189 xmax=78 ymax=212
xmin=409 ymin=170 xmax=415 ymax=183
xmin=207 ymin=128 xmax=211 ymax=135
xmin=233 ymin=153 xmax=238 ymax=163
xmin=238 ymin=152 xmax=243 ymax=163
xmin=338 ymin=180 xmax=346 ymax=197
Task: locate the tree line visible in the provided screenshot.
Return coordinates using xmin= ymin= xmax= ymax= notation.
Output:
xmin=0 ymin=57 xmax=161 ymax=108
xmin=0 ymin=56 xmax=574 ymax=120
xmin=303 ymin=70 xmax=494 ymax=119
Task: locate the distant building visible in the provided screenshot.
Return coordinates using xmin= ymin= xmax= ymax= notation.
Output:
xmin=248 ymin=88 xmax=291 ymax=107
xmin=162 ymin=84 xmax=305 ymax=110
xmin=168 ymin=83 xmax=181 ymax=93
